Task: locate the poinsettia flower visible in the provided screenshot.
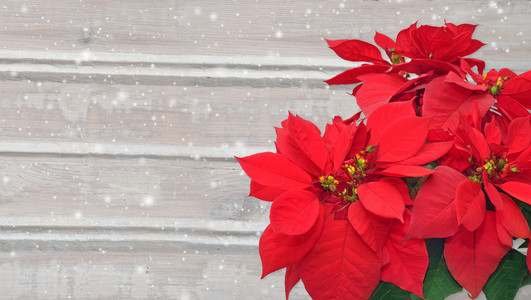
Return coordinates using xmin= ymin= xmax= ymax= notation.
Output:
xmin=394 ymin=21 xmax=485 ymax=64
xmin=326 ymin=21 xmax=484 ymax=87
xmin=459 ymin=59 xmax=531 ymax=119
xmin=407 ymin=115 xmax=531 ymax=298
xmin=237 ymin=107 xmax=447 ymax=299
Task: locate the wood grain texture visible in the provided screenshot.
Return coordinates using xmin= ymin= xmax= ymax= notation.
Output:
xmin=1 ymin=0 xmax=531 ymax=299
xmin=0 ymin=251 xmax=313 ymax=299
xmin=0 ymin=81 xmax=357 ymax=156
xmin=0 ymin=0 xmax=530 ymax=64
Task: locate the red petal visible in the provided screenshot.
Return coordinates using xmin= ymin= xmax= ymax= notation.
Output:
xmin=484 ymin=118 xmax=502 ymax=145
xmin=496 ymin=95 xmax=531 ymax=120
xmin=497 ymin=181 xmax=531 ymax=205
xmin=397 ymin=141 xmax=454 ymax=166
xmin=394 ymin=22 xmax=424 ymax=58
xmin=499 ymin=193 xmax=531 ymax=239
xmin=374 ymin=31 xmax=396 ymax=52
xmin=300 ymin=218 xmax=381 ymax=299
xmin=484 ymin=180 xmax=504 ymax=210
xmin=455 ymin=179 xmax=486 ymax=231
xmin=391 ymin=177 xmax=414 ymax=206
xmin=366 ymin=100 xmax=415 ymax=146
xmin=249 ymin=180 xmax=286 ymax=202
xmin=423 ymin=76 xmax=494 ymax=132
xmin=282 ymin=113 xmax=329 ymax=172
xmin=444 ymin=212 xmax=511 ymax=298
xmin=527 ymin=250 xmax=531 ymax=273
xmin=376 ymin=116 xmax=431 ymax=163
xmin=358 ymin=179 xmax=405 ymax=222
xmin=326 ymin=39 xmax=388 ymax=64
xmin=406 ymin=166 xmax=465 ymax=239
xmin=468 ymin=126 xmax=492 ymax=161
xmin=331 ymin=124 xmax=356 ymax=172
xmin=270 ymin=190 xmax=320 ymax=235
xmin=236 ymin=153 xmax=312 ymax=190
xmin=444 ymin=71 xmax=486 ymax=91
xmin=377 ymin=165 xmax=435 ymax=177
xmin=381 ymin=210 xmax=428 ymax=298
xmin=460 ymin=57 xmax=486 ymax=82
xmin=355 ymin=73 xmax=408 ymax=117
xmin=496 ymin=213 xmax=514 ymax=247
xmin=502 ymin=71 xmax=531 ymax=109
xmin=389 ymin=59 xmax=466 ymax=77
xmin=276 ymin=127 xmax=322 ymax=177
xmin=506 ymin=116 xmax=531 ymax=154
xmin=461 ymin=39 xmax=486 ymax=59
xmin=285 ymin=263 xmax=301 ymax=300
xmin=260 ymin=205 xmax=325 ymax=278
xmin=348 ymin=201 xmax=392 ymax=253
xmin=325 ymin=64 xmax=390 ymax=85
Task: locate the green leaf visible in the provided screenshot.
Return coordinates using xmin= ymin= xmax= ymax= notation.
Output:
xmin=521 ymin=273 xmax=531 ymax=288
xmin=483 ymin=249 xmax=529 ymax=300
xmin=417 ymin=238 xmax=462 ymax=300
xmin=369 ymin=281 xmax=411 ymax=300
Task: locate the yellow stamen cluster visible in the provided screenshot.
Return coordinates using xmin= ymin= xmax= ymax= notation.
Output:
xmin=483 ymin=157 xmax=508 ymax=175
xmin=483 ymin=73 xmax=509 ymax=96
xmin=344 ymin=155 xmax=369 ymax=179
xmin=341 ymin=187 xmax=358 ymax=203
xmin=320 ymin=175 xmax=339 ymax=192
xmin=388 ymin=48 xmax=405 ymax=65
xmin=319 ymin=146 xmax=374 ymax=204
xmin=467 ymin=156 xmax=517 ymax=183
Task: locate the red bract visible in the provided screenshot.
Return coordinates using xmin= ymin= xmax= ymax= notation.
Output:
xmin=458 ymin=59 xmax=531 ymax=121
xmin=236 ymin=108 xmax=445 ymax=299
xmin=408 ymin=115 xmax=531 ymax=297
xmin=395 ymin=21 xmax=485 ymax=64
xmin=326 ymin=21 xmax=484 ymax=88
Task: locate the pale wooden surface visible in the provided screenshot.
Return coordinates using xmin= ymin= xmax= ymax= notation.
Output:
xmin=1 ymin=0 xmax=531 ymax=299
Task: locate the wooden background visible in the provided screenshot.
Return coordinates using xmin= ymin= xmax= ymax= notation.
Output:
xmin=1 ymin=0 xmax=530 ymax=299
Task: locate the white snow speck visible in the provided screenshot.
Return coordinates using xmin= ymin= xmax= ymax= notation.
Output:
xmin=143 ymin=196 xmax=154 ymax=206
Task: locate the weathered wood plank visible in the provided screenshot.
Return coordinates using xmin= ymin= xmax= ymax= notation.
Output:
xmin=0 ymin=0 xmax=530 ymax=64
xmin=0 ymin=251 xmax=529 ymax=299
xmin=0 ymin=156 xmax=263 ymax=222
xmin=0 ymin=251 xmax=312 ymax=299
xmin=0 ymin=81 xmax=357 ymax=157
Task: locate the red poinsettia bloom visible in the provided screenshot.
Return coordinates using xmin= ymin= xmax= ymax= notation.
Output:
xmin=236 ymin=102 xmax=452 ymax=299
xmin=460 ymin=59 xmax=531 ymax=120
xmin=325 ymin=21 xmax=484 ymax=88
xmin=325 ymin=22 xmax=488 ymax=121
xmin=407 ymin=115 xmax=531 ymax=298
xmin=394 ymin=21 xmax=485 ymax=64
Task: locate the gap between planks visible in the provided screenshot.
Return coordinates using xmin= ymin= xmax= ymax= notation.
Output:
xmin=0 ymin=140 xmax=272 ymax=160
xmin=0 ymin=50 xmax=352 ymax=88
xmin=1 ymin=50 xmax=531 ymax=88
xmin=0 ymin=216 xmax=267 ymax=252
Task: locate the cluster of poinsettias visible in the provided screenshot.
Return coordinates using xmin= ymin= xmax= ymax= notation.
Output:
xmin=237 ymin=22 xmax=531 ymax=300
